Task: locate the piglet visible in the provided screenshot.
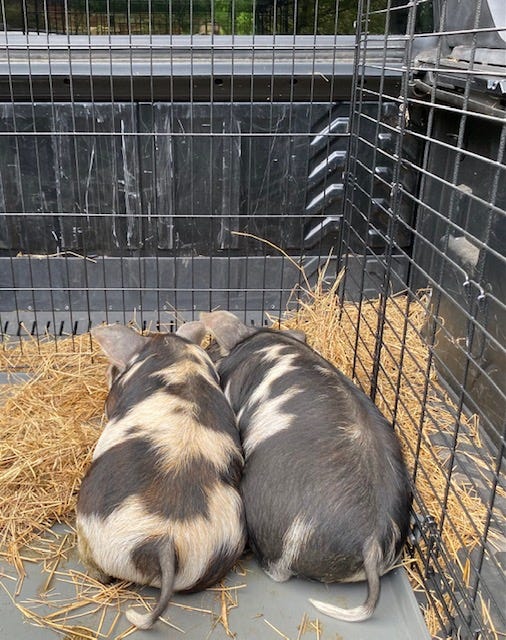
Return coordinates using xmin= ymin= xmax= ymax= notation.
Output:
xmin=76 ymin=323 xmax=246 ymax=629
xmin=199 ymin=310 xmax=412 ymax=622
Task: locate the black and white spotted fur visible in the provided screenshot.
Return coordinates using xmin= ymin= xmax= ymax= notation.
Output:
xmin=76 ymin=322 xmax=246 ymax=629
xmin=199 ymin=310 xmax=412 ymax=622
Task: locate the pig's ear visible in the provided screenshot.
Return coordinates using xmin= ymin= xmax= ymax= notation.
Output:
xmin=199 ymin=311 xmax=255 ymax=354
xmin=284 ymin=329 xmax=307 ymax=343
xmin=91 ymin=324 xmax=147 ymax=370
xmin=176 ymin=320 xmax=208 ymax=345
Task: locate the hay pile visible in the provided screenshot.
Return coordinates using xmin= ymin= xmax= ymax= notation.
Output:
xmin=0 ymin=334 xmax=106 ymax=573
xmin=0 ymin=274 xmax=499 ymax=639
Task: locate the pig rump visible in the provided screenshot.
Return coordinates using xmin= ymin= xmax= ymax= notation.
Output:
xmin=200 ymin=311 xmax=412 ymax=622
xmin=76 ymin=324 xmax=246 ymax=629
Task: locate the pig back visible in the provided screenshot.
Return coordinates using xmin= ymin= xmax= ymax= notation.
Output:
xmin=218 ymin=330 xmax=411 ymax=581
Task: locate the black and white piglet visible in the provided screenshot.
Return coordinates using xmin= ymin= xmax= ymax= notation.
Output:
xmin=199 ymin=310 xmax=412 ymax=623
xmin=76 ymin=323 xmax=246 ymax=630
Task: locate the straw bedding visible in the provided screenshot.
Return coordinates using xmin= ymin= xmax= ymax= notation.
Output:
xmin=0 ymin=334 xmax=106 ymax=570
xmin=0 ymin=275 xmax=500 ymax=639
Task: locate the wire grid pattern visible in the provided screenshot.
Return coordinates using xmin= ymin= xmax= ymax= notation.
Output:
xmin=0 ymin=2 xmax=403 ymax=335
xmin=341 ymin=1 xmax=505 ymax=638
xmin=0 ymin=1 xmax=505 ymax=639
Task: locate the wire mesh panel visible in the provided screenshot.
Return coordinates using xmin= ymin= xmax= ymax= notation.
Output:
xmin=0 ymin=1 xmax=504 ymax=639
xmin=0 ymin=1 xmax=408 ymax=336
xmin=342 ymin=1 xmax=505 ymax=638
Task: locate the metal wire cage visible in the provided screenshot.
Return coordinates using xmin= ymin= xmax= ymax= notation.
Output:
xmin=0 ymin=1 xmax=504 ymax=639
xmin=342 ymin=2 xmax=505 ymax=638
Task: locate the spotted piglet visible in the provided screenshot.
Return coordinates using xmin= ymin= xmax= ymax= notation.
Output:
xmin=199 ymin=310 xmax=412 ymax=623
xmin=76 ymin=323 xmax=246 ymax=629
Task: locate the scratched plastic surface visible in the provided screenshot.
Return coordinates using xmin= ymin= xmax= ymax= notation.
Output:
xmin=0 ymin=526 xmax=429 ymax=640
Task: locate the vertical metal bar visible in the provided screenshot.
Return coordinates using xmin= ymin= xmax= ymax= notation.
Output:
xmin=369 ymin=0 xmax=418 ymax=402
xmin=190 ymin=0 xmax=195 ymax=320
xmin=426 ymin=2 xmax=482 ymax=564
xmin=351 ymin=0 xmax=394 ymax=389
xmin=226 ymin=0 xmax=237 ymax=314
xmin=22 ymin=0 xmax=56 ymax=346
xmin=169 ymin=0 xmax=178 ymax=326
xmin=260 ymin=0 xmax=279 ymax=323
xmin=344 ymin=0 xmax=370 ymax=380
xmin=209 ymin=0 xmax=216 ymax=316
xmin=340 ymin=0 xmax=365 ymax=294
xmin=0 ymin=0 xmax=29 ymax=350
xmin=321 ymin=0 xmax=340 ymax=283
xmin=410 ymin=0 xmax=449 ymax=485
xmin=81 ymin=0 xmax=107 ymax=327
xmin=276 ymin=0 xmax=296 ymax=317
xmin=243 ymin=0 xmax=257 ymax=323
xmin=148 ymin=0 xmax=162 ymax=330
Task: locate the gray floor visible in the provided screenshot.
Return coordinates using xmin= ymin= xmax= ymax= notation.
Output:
xmin=0 ymin=527 xmax=429 ymax=640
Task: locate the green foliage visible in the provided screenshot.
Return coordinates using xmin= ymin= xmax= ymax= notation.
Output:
xmin=1 ymin=0 xmax=431 ymax=36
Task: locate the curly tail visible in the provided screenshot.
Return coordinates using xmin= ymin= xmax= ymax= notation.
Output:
xmin=125 ymin=542 xmax=176 ymax=630
xmin=309 ymin=538 xmax=382 ymax=622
